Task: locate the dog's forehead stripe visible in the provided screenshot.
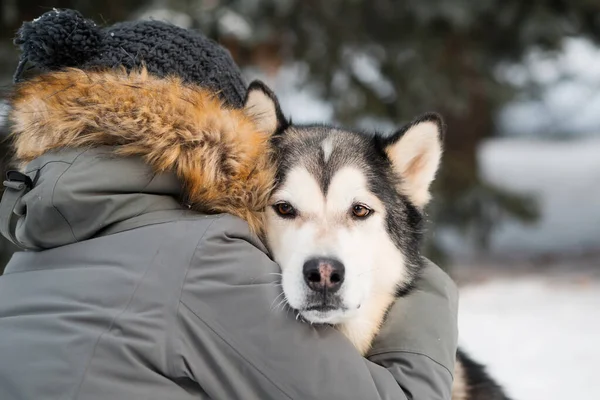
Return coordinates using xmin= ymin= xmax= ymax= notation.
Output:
xmin=278 ymin=126 xmax=386 ymax=198
xmin=321 ymin=137 xmax=334 ymax=164
xmin=320 ymin=135 xmax=369 ymax=195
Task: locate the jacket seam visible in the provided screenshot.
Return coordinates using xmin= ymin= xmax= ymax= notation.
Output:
xmin=167 ymin=215 xmax=221 ymax=377
xmin=176 ymin=218 xmax=295 ymax=400
xmin=69 ymin=245 xmax=165 ymax=400
xmin=367 ymin=348 xmax=454 ymax=379
xmin=115 ymin=171 xmax=161 ymax=223
xmin=51 ymin=151 xmax=91 ymax=243
xmin=178 ymin=301 xmax=295 ymax=400
xmin=24 ymin=159 xmax=72 ymax=175
xmin=95 ymin=213 xmax=219 ymax=238
xmin=2 ymin=264 xmax=116 ymax=276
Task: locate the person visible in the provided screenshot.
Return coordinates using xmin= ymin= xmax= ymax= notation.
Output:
xmin=0 ymin=9 xmax=458 ymax=400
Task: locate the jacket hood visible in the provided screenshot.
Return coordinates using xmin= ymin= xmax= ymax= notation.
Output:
xmin=8 ymin=67 xmax=275 ymax=243
xmin=13 ymin=148 xmax=188 ymax=249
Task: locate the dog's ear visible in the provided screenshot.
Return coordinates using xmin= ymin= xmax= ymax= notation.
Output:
xmin=243 ymin=80 xmax=288 ymax=136
xmin=383 ymin=113 xmax=444 ymax=208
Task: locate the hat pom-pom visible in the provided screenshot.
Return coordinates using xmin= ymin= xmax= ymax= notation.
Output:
xmin=14 ymin=9 xmax=101 ymax=73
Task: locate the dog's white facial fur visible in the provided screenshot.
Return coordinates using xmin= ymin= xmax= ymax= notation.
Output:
xmin=266 ymin=165 xmax=407 ymax=324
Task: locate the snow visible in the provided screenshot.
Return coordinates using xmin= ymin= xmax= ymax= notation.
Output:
xmin=217 ymin=9 xmax=253 ymax=41
xmin=498 ymin=38 xmax=600 ymax=137
xmin=458 ymin=277 xmax=600 ymax=400
xmin=344 ymin=48 xmax=396 ymax=101
xmin=135 ymin=8 xmax=193 ymax=28
xmin=247 ymin=64 xmax=335 ymax=124
xmin=0 ymin=101 xmax=7 ymax=130
xmin=478 ymin=138 xmax=600 ymax=257
xmin=271 ymin=36 xmax=600 ymax=138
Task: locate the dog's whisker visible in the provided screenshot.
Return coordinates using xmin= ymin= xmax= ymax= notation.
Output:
xmin=269 ymin=292 xmax=286 ymax=310
xmin=272 ymin=295 xmax=290 ymax=313
xmin=274 ymin=301 xmax=286 ymax=313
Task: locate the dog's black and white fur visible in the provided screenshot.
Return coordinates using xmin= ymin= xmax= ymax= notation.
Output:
xmin=243 ymin=82 xmax=512 ymax=400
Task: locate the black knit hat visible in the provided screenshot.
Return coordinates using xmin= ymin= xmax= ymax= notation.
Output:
xmin=13 ymin=9 xmax=247 ymax=108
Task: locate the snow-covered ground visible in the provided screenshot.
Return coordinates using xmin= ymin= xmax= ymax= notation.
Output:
xmin=458 ymin=276 xmax=600 ymax=400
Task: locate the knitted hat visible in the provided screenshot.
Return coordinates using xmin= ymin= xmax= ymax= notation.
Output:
xmin=13 ymin=9 xmax=247 ymax=108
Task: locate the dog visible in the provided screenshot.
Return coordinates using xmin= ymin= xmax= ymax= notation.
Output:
xmin=243 ymin=81 xmax=513 ymax=400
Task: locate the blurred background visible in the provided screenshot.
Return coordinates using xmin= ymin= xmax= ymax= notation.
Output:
xmin=1 ymin=1 xmax=599 ymax=399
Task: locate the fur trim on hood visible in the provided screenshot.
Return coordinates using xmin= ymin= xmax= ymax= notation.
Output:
xmin=9 ymin=68 xmax=275 ymax=232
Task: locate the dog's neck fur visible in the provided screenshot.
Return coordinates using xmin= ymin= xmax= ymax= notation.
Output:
xmin=338 ymin=292 xmax=396 ymax=354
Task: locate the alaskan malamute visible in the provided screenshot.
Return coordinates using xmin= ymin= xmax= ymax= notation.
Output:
xmin=244 ymin=81 xmax=513 ymax=400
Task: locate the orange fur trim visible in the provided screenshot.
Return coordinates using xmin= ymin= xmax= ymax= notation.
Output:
xmin=9 ymin=68 xmax=275 ymax=232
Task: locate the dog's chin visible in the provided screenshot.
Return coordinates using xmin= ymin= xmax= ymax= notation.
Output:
xmin=299 ymin=306 xmax=356 ymax=325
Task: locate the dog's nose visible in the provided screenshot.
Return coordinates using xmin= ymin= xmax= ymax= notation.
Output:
xmin=303 ymin=258 xmax=345 ymax=293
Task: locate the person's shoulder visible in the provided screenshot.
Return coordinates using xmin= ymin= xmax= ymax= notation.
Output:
xmin=193 ymin=214 xmax=269 ymax=254
xmin=180 ymin=213 xmax=274 ymax=275
xmin=178 ymin=213 xmax=278 ymax=317
xmin=419 ymin=258 xmax=458 ymax=302
xmin=127 ymin=211 xmax=266 ymax=255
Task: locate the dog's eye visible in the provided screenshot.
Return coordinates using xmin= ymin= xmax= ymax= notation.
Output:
xmin=352 ymin=204 xmax=372 ymax=219
xmin=273 ymin=202 xmax=297 ymax=218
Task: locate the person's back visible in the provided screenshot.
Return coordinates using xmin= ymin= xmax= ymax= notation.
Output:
xmin=0 ymin=9 xmax=458 ymax=400
xmin=0 ymin=151 xmax=218 ymax=399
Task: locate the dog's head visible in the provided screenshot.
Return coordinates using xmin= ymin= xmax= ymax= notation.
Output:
xmin=243 ymin=82 xmax=444 ymax=325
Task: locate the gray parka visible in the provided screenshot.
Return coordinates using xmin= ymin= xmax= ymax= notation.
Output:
xmin=0 ymin=67 xmax=458 ymax=400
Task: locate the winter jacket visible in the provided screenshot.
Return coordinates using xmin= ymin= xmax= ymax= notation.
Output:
xmin=0 ymin=68 xmax=458 ymax=400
